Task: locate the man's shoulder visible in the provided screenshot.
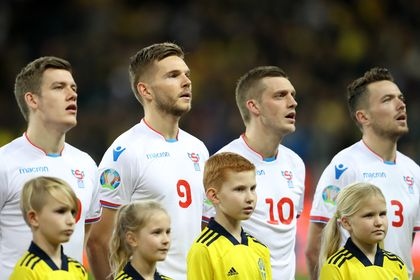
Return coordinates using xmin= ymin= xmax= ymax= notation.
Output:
xmin=0 ymin=136 xmax=25 ymax=154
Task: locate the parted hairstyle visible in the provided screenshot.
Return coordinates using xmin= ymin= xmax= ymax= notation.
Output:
xmin=129 ymin=42 xmax=184 ymax=105
xmin=235 ymin=66 xmax=288 ymax=124
xmin=20 ymin=176 xmax=79 ymax=227
xmin=14 ymin=56 xmax=73 ymax=121
xmin=203 ymin=152 xmax=256 ymax=192
xmin=109 ymin=200 xmax=170 ymax=276
xmin=319 ymin=182 xmax=386 ymax=267
xmin=347 ymin=67 xmax=394 ymax=129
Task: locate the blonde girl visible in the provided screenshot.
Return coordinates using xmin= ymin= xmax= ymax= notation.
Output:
xmin=110 ymin=200 xmax=172 ymax=280
xmin=319 ymin=182 xmax=408 ymax=279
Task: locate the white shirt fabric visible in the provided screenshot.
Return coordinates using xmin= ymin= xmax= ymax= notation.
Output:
xmin=0 ymin=134 xmax=101 ymax=280
xmin=98 ymin=119 xmax=209 ymax=280
xmin=207 ymin=135 xmax=306 ymax=279
xmin=310 ymin=140 xmax=420 ymax=277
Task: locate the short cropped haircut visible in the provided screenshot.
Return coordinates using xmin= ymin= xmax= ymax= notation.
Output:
xmin=236 ymin=66 xmax=288 ymax=123
xmin=14 ymin=56 xmax=72 ymax=121
xmin=203 ymin=152 xmax=256 ymax=191
xmin=129 ymin=42 xmax=184 ymax=105
xmin=347 ymin=67 xmax=394 ymax=128
xmin=20 ymin=176 xmax=79 ymax=227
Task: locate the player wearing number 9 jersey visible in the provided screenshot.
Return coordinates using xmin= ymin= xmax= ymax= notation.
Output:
xmin=306 ymin=67 xmax=420 ymax=279
xmin=87 ymin=43 xmax=209 ymax=280
xmin=203 ymin=66 xmax=306 ymax=279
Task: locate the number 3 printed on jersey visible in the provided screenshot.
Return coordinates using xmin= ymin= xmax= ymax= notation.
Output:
xmin=390 ymin=200 xmax=404 ymax=227
xmin=177 ymin=179 xmax=192 ymax=208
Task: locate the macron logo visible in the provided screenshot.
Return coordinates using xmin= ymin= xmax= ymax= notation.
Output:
xmin=227 ymin=267 xmax=238 ymax=277
xmin=113 ymin=146 xmax=126 ymax=161
xmin=334 ymin=164 xmax=348 ymax=180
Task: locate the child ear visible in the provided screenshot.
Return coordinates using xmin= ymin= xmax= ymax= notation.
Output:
xmin=206 ymin=187 xmax=219 ymax=205
xmin=27 ymin=210 xmax=40 ymax=228
xmin=340 ymin=216 xmax=352 ymax=232
xmin=126 ymin=231 xmax=138 ymax=248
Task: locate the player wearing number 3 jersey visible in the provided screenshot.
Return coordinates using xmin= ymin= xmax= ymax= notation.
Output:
xmin=306 ymin=67 xmax=420 ymax=279
xmin=203 ymin=66 xmax=306 ymax=279
xmin=87 ymin=43 xmax=208 ymax=280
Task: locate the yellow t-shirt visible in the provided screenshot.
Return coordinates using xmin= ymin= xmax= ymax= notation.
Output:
xmin=320 ymin=238 xmax=408 ymax=280
xmin=187 ymin=218 xmax=272 ymax=280
xmin=9 ymin=242 xmax=88 ymax=280
xmin=115 ymin=262 xmax=172 ymax=280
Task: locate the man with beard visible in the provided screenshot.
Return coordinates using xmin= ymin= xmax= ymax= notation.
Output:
xmin=87 ymin=43 xmax=209 ymax=280
xmin=306 ymin=67 xmax=420 ymax=279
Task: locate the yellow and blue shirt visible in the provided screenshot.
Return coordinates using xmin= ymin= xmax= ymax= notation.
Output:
xmin=320 ymin=238 xmax=408 ymax=280
xmin=115 ymin=262 xmax=172 ymax=280
xmin=187 ymin=218 xmax=272 ymax=280
xmin=9 ymin=241 xmax=88 ymax=280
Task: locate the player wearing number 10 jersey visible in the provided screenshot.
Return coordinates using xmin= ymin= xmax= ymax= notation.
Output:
xmin=203 ymin=66 xmax=306 ymax=279
xmin=87 ymin=43 xmax=209 ymax=280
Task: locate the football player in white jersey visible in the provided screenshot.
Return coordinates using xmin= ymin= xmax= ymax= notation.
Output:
xmin=0 ymin=56 xmax=101 ymax=280
xmin=203 ymin=66 xmax=305 ymax=279
xmin=306 ymin=67 xmax=420 ymax=279
xmin=87 ymin=42 xmax=209 ymax=280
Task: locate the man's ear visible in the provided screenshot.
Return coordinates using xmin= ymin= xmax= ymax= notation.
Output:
xmin=246 ymin=99 xmax=260 ymax=116
xmin=137 ymin=82 xmax=152 ymax=102
xmin=206 ymin=187 xmax=219 ymax=205
xmin=24 ymin=92 xmax=38 ymax=110
xmin=355 ymin=110 xmax=369 ymax=127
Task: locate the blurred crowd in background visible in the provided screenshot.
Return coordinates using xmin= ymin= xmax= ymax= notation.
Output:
xmin=1 ymin=0 xmax=420 ymax=274
xmin=2 ymin=0 xmax=420 ymax=173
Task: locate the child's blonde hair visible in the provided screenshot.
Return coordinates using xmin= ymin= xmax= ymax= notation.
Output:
xmin=319 ymin=182 xmax=386 ymax=267
xmin=20 ymin=176 xmax=79 ymax=227
xmin=109 ymin=200 xmax=169 ymax=275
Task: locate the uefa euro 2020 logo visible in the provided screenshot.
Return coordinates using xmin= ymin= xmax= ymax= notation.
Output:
xmin=100 ymin=169 xmax=121 ymax=190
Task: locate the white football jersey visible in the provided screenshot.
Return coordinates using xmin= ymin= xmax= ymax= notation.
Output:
xmin=310 ymin=140 xmax=420 ymax=277
xmin=0 ymin=134 xmax=101 ymax=280
xmin=207 ymin=135 xmax=306 ymax=279
xmin=98 ymin=119 xmax=209 ymax=280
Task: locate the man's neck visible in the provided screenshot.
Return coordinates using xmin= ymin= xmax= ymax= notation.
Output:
xmin=143 ymin=112 xmax=180 ymax=140
xmin=26 ymin=123 xmax=66 ymax=154
xmin=362 ymin=133 xmax=398 ymax=162
xmin=244 ymin=126 xmax=283 ymax=159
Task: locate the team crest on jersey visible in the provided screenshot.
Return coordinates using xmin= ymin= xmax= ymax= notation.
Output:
xmin=258 ymin=258 xmax=267 ymax=280
xmin=72 ymin=169 xmax=85 ymax=188
xmin=188 ymin=152 xmax=201 ymax=171
xmin=403 ymin=176 xmax=414 ymax=194
xmin=281 ymin=170 xmax=294 ymax=188
xmin=100 ymin=169 xmax=121 ymax=190
xmin=322 ymin=185 xmax=340 ymax=205
xmin=334 ymin=164 xmax=348 ymax=180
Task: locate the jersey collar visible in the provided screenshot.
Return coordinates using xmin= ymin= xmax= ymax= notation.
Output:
xmin=344 ymin=238 xmax=384 ymax=267
xmin=28 ymin=241 xmax=68 ymax=271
